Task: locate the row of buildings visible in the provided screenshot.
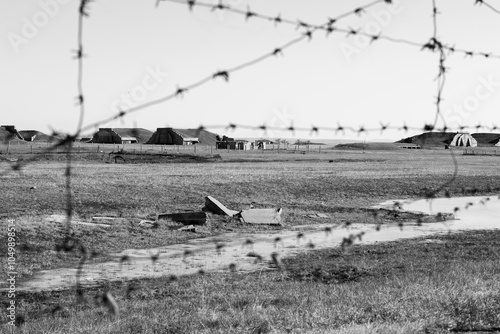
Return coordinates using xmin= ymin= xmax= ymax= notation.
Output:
xmin=86 ymin=128 xmax=275 ymax=149
xmin=1 ymin=125 xmax=276 ymax=150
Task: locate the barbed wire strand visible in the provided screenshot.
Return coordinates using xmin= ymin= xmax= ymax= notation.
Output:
xmin=475 ymin=0 xmax=500 ymax=14
xmin=159 ymin=0 xmax=387 ymax=28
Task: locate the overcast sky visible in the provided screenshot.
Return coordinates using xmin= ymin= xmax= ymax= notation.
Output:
xmin=1 ymin=0 xmax=500 ymax=140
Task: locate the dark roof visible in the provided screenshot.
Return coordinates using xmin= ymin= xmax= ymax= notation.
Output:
xmin=173 ymin=129 xmax=219 ymax=145
xmin=398 ymin=132 xmax=500 ymax=147
xmin=109 ymin=128 xmax=153 ymax=143
xmin=472 ymin=133 xmax=500 ymax=146
xmin=17 ymin=130 xmax=58 ymax=142
xmin=0 ymin=126 xmax=23 ymax=142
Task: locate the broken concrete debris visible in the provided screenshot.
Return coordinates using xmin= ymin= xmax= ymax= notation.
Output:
xmin=44 ymin=215 xmax=111 ymax=228
xmin=307 ymin=213 xmax=329 ymax=219
xmin=72 ymin=221 xmax=111 ymax=228
xmin=92 ymin=217 xmax=128 ymax=224
xmin=158 ymin=212 xmax=207 ymax=226
xmin=178 ymin=225 xmax=196 ymax=232
xmin=239 ymin=208 xmax=282 ymax=225
xmin=138 ymin=220 xmax=159 ymax=229
xmin=203 ymin=196 xmax=239 ymax=217
xmin=204 ymin=196 xmax=284 ymax=225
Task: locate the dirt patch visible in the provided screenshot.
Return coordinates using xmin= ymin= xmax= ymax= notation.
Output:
xmin=281 ymin=263 xmax=370 ymax=284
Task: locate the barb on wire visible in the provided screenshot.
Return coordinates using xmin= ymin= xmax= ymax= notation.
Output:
xmin=475 ymin=0 xmax=500 ymax=14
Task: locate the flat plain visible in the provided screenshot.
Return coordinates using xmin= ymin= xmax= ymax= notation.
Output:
xmin=1 ymin=147 xmax=500 ymax=333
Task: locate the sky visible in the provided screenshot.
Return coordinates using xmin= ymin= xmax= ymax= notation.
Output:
xmin=1 ymin=0 xmax=500 ymax=140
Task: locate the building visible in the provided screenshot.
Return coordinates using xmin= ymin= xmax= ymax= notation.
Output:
xmin=147 ymin=128 xmax=219 ymax=145
xmin=216 ymin=139 xmax=253 ymax=150
xmin=254 ymin=139 xmax=276 ymax=149
xmin=91 ymin=128 xmax=153 ymax=144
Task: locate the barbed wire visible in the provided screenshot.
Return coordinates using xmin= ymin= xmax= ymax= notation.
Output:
xmin=475 ymin=0 xmax=500 ymax=14
xmin=71 ymin=0 xmax=500 ymax=135
xmin=158 ymin=0 xmax=388 ymax=27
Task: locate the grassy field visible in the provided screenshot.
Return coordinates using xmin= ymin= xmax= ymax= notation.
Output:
xmin=1 ymin=148 xmax=499 ymax=333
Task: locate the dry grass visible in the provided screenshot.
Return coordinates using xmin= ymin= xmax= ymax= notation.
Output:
xmin=4 ymin=231 xmax=500 ymax=333
xmin=1 ymin=149 xmax=499 ymax=333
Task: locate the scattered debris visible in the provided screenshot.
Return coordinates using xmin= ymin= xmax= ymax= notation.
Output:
xmin=435 ymin=212 xmax=455 ymax=221
xmin=178 ymin=225 xmax=196 ymax=232
xmin=44 ymin=214 xmax=67 ymax=223
xmin=158 ymin=212 xmax=207 ymax=225
xmin=71 ymin=221 xmax=111 ymax=228
xmin=203 ymin=196 xmax=239 ymax=217
xmin=92 ymin=217 xmax=128 ymax=224
xmin=44 ymin=215 xmax=109 ymax=228
xmin=138 ymin=220 xmax=159 ymax=229
xmin=114 ymin=156 xmax=125 ymax=164
xmin=239 ymin=208 xmax=282 ymax=225
xmin=307 ymin=213 xmax=329 ymax=219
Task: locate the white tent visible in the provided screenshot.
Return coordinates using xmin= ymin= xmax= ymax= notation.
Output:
xmin=450 ymin=133 xmax=478 ymax=147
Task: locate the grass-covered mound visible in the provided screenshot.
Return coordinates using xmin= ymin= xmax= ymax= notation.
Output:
xmin=397 ymin=132 xmax=456 ymax=147
xmin=472 ymin=133 xmax=500 ymax=146
xmin=334 ymin=142 xmax=400 ymax=150
xmin=17 ymin=130 xmax=59 ymax=142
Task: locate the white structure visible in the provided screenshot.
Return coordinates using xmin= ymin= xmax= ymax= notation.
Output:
xmin=450 ymin=133 xmax=477 ymax=147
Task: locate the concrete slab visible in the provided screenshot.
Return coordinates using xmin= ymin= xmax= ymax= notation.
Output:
xmin=138 ymin=220 xmax=159 ymax=228
xmin=71 ymin=221 xmax=111 ymax=228
xmin=92 ymin=217 xmax=128 ymax=224
xmin=204 ymin=196 xmax=239 ymax=217
xmin=158 ymin=212 xmax=207 ymax=225
xmin=240 ymin=208 xmax=282 ymax=225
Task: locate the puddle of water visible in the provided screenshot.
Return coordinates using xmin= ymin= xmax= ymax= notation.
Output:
xmin=7 ymin=196 xmax=500 ymax=292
